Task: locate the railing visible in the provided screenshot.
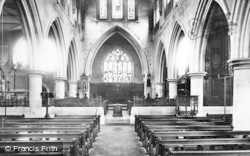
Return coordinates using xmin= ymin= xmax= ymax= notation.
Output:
xmin=50 ymin=96 xmax=108 ymax=113
xmin=133 ymin=96 xmax=176 ymax=107
xmin=175 ymin=95 xmax=198 ymax=117
xmin=0 ymin=91 xmax=29 ymax=107
xmin=51 ymin=96 xmax=103 ymax=107
xmin=0 ymin=98 xmax=29 ymax=107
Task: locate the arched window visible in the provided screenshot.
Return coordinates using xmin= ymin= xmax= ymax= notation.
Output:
xmin=97 ymin=0 xmax=137 ymax=20
xmin=103 ymin=49 xmax=132 ymax=83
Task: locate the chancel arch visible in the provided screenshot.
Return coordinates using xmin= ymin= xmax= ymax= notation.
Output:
xmin=91 ymin=33 xmax=143 ymax=103
xmin=85 ymin=26 xmax=149 ymax=98
xmin=85 ymin=26 xmax=149 ymax=77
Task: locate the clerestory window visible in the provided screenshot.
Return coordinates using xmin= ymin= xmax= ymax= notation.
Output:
xmin=97 ymin=0 xmax=137 ymax=21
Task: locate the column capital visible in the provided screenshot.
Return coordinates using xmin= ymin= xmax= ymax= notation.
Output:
xmin=188 ymin=72 xmax=207 ymax=78
xmin=228 ymin=58 xmax=250 ymax=70
xmin=167 ymin=79 xmax=178 ymax=82
xmin=53 ymin=76 xmax=67 ymax=81
xmin=28 ymin=70 xmax=45 ymax=76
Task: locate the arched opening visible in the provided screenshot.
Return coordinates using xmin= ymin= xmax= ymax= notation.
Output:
xmin=41 ymin=20 xmax=65 ymax=98
xmin=158 ymin=42 xmax=168 ymax=97
xmin=90 ymin=33 xmax=143 ymax=103
xmin=66 ymin=40 xmax=77 ymax=97
xmin=172 ymin=30 xmax=191 ymax=96
xmin=203 ymin=2 xmax=232 ymax=106
xmin=85 ymin=26 xmax=148 ymax=77
xmin=0 ymin=0 xmax=31 ymax=105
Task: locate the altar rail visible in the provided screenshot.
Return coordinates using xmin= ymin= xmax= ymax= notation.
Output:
xmin=0 ymin=98 xmax=29 ymax=107
xmin=0 ymin=91 xmax=29 ymax=107
xmin=50 ymin=96 xmax=108 ymax=114
xmin=133 ymin=96 xmax=176 ymax=107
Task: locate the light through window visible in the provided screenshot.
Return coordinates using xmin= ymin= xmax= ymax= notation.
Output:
xmin=128 ymin=0 xmax=135 ymax=20
xmin=112 ymin=0 xmax=123 ymax=19
xmin=100 ymin=0 xmax=108 ymax=19
xmin=103 ymin=49 xmax=132 ymax=83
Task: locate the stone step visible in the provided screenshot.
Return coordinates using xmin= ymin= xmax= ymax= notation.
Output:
xmin=108 ymin=105 xmax=128 ymax=110
xmin=105 ymin=119 xmax=130 ymax=125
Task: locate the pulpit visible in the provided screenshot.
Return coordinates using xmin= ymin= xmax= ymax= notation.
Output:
xmin=113 ymin=104 xmax=123 ymax=117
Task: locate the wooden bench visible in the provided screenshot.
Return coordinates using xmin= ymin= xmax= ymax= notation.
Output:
xmin=135 ymin=115 xmax=250 ymax=156
xmin=155 ymin=138 xmax=250 ymax=156
xmin=169 ymin=150 xmax=250 ymax=156
xmin=0 ymin=115 xmax=100 ymax=156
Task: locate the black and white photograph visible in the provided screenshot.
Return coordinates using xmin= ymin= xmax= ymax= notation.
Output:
xmin=0 ymin=0 xmax=249 ymax=155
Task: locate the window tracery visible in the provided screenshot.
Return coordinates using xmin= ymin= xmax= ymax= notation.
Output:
xmin=103 ymin=49 xmax=132 ymax=83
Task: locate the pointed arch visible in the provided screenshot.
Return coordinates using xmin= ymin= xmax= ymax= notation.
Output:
xmin=167 ymin=22 xmax=185 ymax=79
xmin=85 ymin=26 xmax=149 ymax=76
xmin=233 ymin=1 xmax=250 ymax=58
xmin=0 ymin=0 xmax=43 ymax=69
xmin=67 ymin=38 xmax=78 ymax=81
xmin=191 ymin=0 xmax=231 ymax=72
xmin=154 ymin=40 xmax=166 ymax=83
xmin=46 ymin=17 xmax=66 ymax=77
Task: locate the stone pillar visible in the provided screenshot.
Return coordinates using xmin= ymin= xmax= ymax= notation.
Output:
xmin=143 ymin=74 xmax=148 ymax=98
xmin=28 ymin=70 xmax=44 ymax=117
xmin=155 ymin=82 xmax=164 ymax=98
xmin=68 ymin=81 xmax=77 ymax=98
xmin=167 ymin=79 xmax=178 ymax=99
xmin=54 ymin=77 xmax=67 ymax=99
xmin=188 ymin=72 xmax=207 ymax=117
xmin=228 ymin=59 xmax=250 ymax=130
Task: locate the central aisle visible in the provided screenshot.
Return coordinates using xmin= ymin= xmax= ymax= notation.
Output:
xmin=90 ymin=125 xmax=146 ymax=156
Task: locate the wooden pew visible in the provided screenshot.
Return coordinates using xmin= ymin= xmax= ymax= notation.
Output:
xmin=154 ymin=138 xmax=250 ymax=156
xmin=134 ymin=115 xmax=228 ymax=133
xmin=169 ymin=150 xmax=250 ymax=156
xmin=135 ymin=115 xmax=250 ymax=156
xmin=0 ymin=115 xmax=100 ymax=156
xmin=0 ymin=140 xmax=78 ymax=156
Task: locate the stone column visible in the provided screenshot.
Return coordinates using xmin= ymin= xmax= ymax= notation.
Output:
xmin=155 ymin=82 xmax=164 ymax=98
xmin=68 ymin=81 xmax=77 ymax=98
xmin=143 ymin=74 xmax=148 ymax=98
xmin=228 ymin=59 xmax=250 ymax=130
xmin=54 ymin=77 xmax=67 ymax=99
xmin=167 ymin=79 xmax=178 ymax=99
xmin=28 ymin=70 xmax=44 ymax=117
xmin=188 ymin=72 xmax=207 ymax=117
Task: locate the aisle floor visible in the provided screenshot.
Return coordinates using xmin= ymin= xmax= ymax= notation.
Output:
xmin=90 ymin=125 xmax=146 ymax=156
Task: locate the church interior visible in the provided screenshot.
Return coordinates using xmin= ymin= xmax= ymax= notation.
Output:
xmin=0 ymin=0 xmax=250 ymax=155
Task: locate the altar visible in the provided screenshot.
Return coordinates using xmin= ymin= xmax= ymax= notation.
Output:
xmin=113 ymin=104 xmax=123 ymax=117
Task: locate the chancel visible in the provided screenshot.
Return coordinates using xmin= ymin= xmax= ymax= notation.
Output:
xmin=0 ymin=0 xmax=250 ymax=156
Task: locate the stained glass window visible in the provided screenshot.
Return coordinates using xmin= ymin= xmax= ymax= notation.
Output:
xmin=103 ymin=49 xmax=132 ymax=83
xmin=127 ymin=0 xmax=135 ymax=20
xmin=100 ymin=0 xmax=108 ymax=19
xmin=112 ymin=0 xmax=123 ymax=19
